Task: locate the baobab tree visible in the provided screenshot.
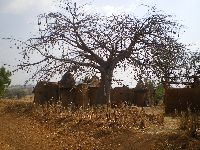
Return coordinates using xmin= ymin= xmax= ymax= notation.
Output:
xmin=11 ymin=0 xmax=187 ymax=104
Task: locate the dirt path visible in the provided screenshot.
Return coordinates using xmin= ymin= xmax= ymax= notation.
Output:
xmin=0 ymin=113 xmax=74 ymax=150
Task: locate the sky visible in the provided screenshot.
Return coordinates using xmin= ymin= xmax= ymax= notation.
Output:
xmin=0 ymin=0 xmax=200 ymax=86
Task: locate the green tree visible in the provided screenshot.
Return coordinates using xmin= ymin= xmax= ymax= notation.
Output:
xmin=0 ymin=66 xmax=11 ymax=97
xmin=154 ymin=83 xmax=164 ymax=105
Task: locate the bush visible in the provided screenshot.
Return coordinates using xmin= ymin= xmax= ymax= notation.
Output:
xmin=154 ymin=84 xmax=164 ymax=104
xmin=0 ymin=66 xmax=11 ymax=98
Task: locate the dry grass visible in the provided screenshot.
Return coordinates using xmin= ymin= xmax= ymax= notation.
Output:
xmin=1 ymin=98 xmax=164 ymax=129
xmin=1 ymin=98 xmax=200 ymax=149
xmin=179 ymin=110 xmax=200 ymax=138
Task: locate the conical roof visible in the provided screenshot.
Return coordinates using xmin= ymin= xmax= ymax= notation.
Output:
xmin=60 ymin=72 xmax=75 ymax=88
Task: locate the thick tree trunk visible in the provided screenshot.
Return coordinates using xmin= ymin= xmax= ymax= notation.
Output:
xmin=95 ymin=70 xmax=113 ymax=105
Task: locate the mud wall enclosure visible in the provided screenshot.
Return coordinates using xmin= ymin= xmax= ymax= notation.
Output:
xmin=164 ymin=88 xmax=200 ymax=113
xmin=33 ymin=82 xmax=149 ymax=107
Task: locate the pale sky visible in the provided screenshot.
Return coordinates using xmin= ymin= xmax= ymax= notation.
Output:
xmin=0 ymin=0 xmax=200 ymax=86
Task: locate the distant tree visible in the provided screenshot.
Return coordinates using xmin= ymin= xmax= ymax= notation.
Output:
xmin=4 ymin=88 xmax=26 ymax=99
xmin=14 ymin=88 xmax=27 ymax=99
xmin=10 ymin=0 xmax=187 ymax=104
xmin=0 ymin=66 xmax=11 ymax=97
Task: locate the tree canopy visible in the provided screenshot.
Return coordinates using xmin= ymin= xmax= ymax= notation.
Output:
xmin=11 ymin=0 xmax=188 ymax=104
xmin=0 ymin=66 xmax=11 ymax=97
xmin=188 ymin=51 xmax=200 ymax=75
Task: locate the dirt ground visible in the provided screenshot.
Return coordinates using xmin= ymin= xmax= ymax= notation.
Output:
xmin=0 ymin=100 xmax=200 ymax=150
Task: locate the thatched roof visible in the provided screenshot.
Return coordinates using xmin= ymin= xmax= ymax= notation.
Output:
xmin=60 ymin=72 xmax=75 ymax=88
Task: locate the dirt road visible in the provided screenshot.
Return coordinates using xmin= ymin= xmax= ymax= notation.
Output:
xmin=0 ymin=113 xmax=67 ymax=150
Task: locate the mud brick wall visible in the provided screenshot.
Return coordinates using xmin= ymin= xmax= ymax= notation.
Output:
xmin=33 ymin=81 xmax=59 ymax=105
xmin=33 ymin=81 xmax=154 ymax=108
xmin=88 ymin=87 xmax=99 ymax=106
xmin=87 ymin=87 xmax=135 ymax=107
xmin=74 ymin=83 xmax=89 ymax=108
xmin=164 ymin=88 xmax=200 ymax=114
xmin=133 ymin=89 xmax=148 ymax=107
xmin=111 ymin=87 xmax=134 ymax=107
xmin=59 ymin=88 xmax=75 ymax=107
